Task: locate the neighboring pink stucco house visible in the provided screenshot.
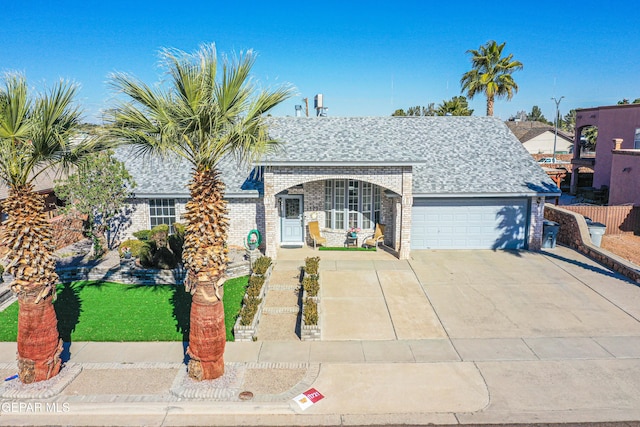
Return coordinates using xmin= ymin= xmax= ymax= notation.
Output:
xmin=571 ymin=104 xmax=640 ymax=204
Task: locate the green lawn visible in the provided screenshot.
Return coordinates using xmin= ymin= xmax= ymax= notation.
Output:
xmin=0 ymin=276 xmax=248 ymax=342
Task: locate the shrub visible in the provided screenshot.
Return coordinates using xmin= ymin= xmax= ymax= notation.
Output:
xmin=303 ymin=298 xmax=318 ymax=325
xmin=239 ymin=297 xmax=262 ymax=326
xmin=302 ymin=275 xmax=319 ymax=297
xmin=153 ymin=247 xmax=178 ymax=270
xmin=246 ymin=275 xmax=265 ymax=298
xmin=0 ymin=264 xmax=4 ymax=275
xmin=252 ymin=256 xmax=272 ymax=275
xmin=139 ymin=244 xmax=155 ymax=268
xmin=168 ymin=234 xmax=184 ymax=260
xmin=150 ymin=224 xmax=169 ymax=248
xmin=304 ymin=256 xmax=320 ymax=276
xmin=132 ymin=230 xmax=152 ymax=242
xmin=173 ymin=222 xmax=185 ymax=238
xmin=119 ymin=239 xmax=147 ymax=258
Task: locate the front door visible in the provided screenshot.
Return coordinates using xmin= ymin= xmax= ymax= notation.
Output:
xmin=280 ymin=195 xmax=304 ymax=243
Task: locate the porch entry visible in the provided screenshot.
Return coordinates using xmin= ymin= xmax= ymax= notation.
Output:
xmin=280 ymin=195 xmax=304 ymax=243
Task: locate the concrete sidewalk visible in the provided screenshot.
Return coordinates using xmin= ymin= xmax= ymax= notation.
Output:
xmin=2 ymin=338 xmax=640 ymax=426
xmin=2 ymin=246 xmax=640 ymax=425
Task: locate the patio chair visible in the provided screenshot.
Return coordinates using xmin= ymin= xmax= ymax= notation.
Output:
xmin=308 ymin=221 xmax=327 ymax=249
xmin=364 ymin=224 xmax=385 ymax=250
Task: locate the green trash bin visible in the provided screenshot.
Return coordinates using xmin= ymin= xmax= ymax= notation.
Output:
xmin=542 ymin=220 xmax=560 ymax=249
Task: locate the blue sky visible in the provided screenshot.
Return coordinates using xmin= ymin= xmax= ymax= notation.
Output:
xmin=2 ymin=1 xmax=639 ymax=123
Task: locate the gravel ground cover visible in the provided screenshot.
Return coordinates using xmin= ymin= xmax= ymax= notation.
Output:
xmin=62 ymin=368 xmax=179 ymax=395
xmin=242 ymin=368 xmax=306 ymax=395
xmin=601 ymin=234 xmax=640 ymax=266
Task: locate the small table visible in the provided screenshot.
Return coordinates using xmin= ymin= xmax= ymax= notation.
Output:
xmin=345 ymin=235 xmax=358 ymax=248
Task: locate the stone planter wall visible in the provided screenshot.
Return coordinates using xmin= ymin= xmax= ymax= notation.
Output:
xmin=233 ymin=263 xmax=273 ymax=342
xmin=544 ymin=204 xmax=640 ymax=283
xmin=55 ymin=259 xmax=250 ymax=286
xmin=301 ymin=289 xmax=321 ymax=341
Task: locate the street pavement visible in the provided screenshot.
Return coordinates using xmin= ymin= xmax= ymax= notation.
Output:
xmin=1 ymin=246 xmax=640 ymax=426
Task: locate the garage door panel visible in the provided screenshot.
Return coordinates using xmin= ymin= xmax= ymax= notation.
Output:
xmin=412 ymin=198 xmax=529 ymax=250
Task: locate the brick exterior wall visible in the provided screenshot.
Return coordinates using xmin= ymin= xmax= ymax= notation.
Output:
xmin=112 ymin=167 xmax=544 ymax=261
xmin=528 ymin=197 xmax=544 ymax=251
xmin=268 ymin=166 xmax=406 ymax=195
xmin=544 ymin=204 xmax=640 ymax=282
xmin=399 ymin=167 xmax=413 ymax=259
xmin=118 ymin=197 xmax=261 ymax=249
xmin=263 ymin=165 xmax=412 ymax=259
xmin=119 ymin=199 xmax=148 ymax=242
xmin=226 ymin=198 xmax=264 ymax=249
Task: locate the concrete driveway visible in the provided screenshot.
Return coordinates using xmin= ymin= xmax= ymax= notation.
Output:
xmin=318 ymin=246 xmax=640 ymax=345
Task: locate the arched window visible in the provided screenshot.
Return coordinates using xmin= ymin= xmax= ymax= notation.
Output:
xmin=324 ymin=180 xmax=381 ymax=230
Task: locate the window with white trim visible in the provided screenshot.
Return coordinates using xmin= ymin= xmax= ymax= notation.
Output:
xmin=149 ymin=199 xmax=176 ymax=233
xmin=635 ymin=128 xmax=640 ymax=149
xmin=324 ymin=180 xmax=381 ymax=230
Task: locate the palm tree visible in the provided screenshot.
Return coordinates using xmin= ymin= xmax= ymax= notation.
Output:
xmin=0 ymin=74 xmax=102 ymax=383
xmin=108 ymin=44 xmax=293 ymax=380
xmin=460 ymin=40 xmax=523 ymax=116
xmin=436 ymin=96 xmax=473 ymax=116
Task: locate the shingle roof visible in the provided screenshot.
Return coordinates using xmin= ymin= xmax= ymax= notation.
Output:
xmin=265 ymin=116 xmax=559 ymax=196
xmin=263 ymin=117 xmax=429 ymax=164
xmin=113 ymin=116 xmax=559 ymax=198
xmin=505 ymin=120 xmax=574 ymax=143
xmin=112 ymin=148 xmax=260 ymax=198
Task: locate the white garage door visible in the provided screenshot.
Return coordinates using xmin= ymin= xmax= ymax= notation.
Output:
xmin=411 ymin=198 xmax=529 ymax=250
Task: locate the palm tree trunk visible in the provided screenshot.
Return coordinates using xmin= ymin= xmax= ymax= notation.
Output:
xmin=182 ymin=169 xmax=229 ymax=381
xmin=486 ymin=95 xmax=495 ymax=116
xmin=17 ymin=294 xmax=62 ymax=383
xmin=1 ymin=186 xmax=62 ymax=383
xmin=187 ymin=283 xmax=226 ymax=380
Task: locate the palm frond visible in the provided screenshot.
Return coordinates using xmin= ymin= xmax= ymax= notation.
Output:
xmin=460 ymin=40 xmax=522 ymax=115
xmin=108 ymin=43 xmax=293 ymax=172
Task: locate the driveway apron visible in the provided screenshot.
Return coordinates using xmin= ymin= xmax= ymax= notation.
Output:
xmin=320 ymin=256 xmax=446 ymax=341
xmin=410 ymin=248 xmax=640 ymax=340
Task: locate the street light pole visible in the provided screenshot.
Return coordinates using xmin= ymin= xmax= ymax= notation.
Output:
xmin=551 ymin=96 xmax=564 ymax=163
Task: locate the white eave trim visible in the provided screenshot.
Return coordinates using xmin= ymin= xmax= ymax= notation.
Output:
xmin=131 ymin=191 xmax=261 ymax=199
xmin=256 ymin=161 xmax=425 ymax=167
xmin=412 ymin=191 xmax=561 ymax=199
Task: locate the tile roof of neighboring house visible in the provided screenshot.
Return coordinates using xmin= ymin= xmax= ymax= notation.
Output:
xmin=114 ymin=116 xmax=560 ymax=199
xmin=505 ymin=120 xmax=574 ymax=143
xmin=265 ymin=116 xmax=559 ymax=196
